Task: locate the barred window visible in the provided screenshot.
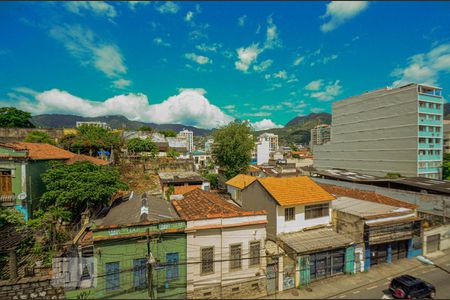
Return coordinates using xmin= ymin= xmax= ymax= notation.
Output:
xmin=230 ymin=244 xmax=242 ymax=270
xmin=249 ymin=241 xmax=260 ymax=266
xmin=201 ymin=247 xmax=214 ymax=275
xmin=285 ymin=207 xmax=295 ymax=221
xmin=305 ymin=203 xmax=329 ymax=220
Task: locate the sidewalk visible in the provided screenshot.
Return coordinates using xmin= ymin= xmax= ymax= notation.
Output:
xmin=263 ymin=250 xmax=450 ymax=299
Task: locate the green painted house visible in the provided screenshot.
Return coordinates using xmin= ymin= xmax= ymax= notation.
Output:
xmin=0 ymin=142 xmax=109 ymax=219
xmin=66 ymin=192 xmax=187 ymax=299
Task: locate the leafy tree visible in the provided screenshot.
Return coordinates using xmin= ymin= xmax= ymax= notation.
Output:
xmin=167 ymin=147 xmax=180 ymax=158
xmin=386 ymin=172 xmax=402 ymax=179
xmin=0 ymin=207 xmax=25 ymax=228
xmin=138 ymin=125 xmax=153 ymax=132
xmin=212 ymin=120 xmax=255 ymax=179
xmin=203 ymin=173 xmax=218 ymax=189
xmin=62 ymin=125 xmax=121 ymax=156
xmin=442 ymin=153 xmax=450 ymax=180
xmin=159 ymin=129 xmax=177 ymax=137
xmin=0 ymin=107 xmax=35 ymax=128
xmin=24 ymin=131 xmax=55 ymax=145
xmin=127 ymin=137 xmax=158 ymax=157
xmin=40 ymin=161 xmax=128 ymax=220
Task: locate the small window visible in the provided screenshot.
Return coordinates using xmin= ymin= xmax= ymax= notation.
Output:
xmin=133 ymin=258 xmax=147 ymax=289
xmin=201 ymin=247 xmax=214 ymax=275
xmin=305 ymin=203 xmax=329 ymax=220
xmin=249 ymin=241 xmax=261 ymax=266
xmin=232 ymin=287 xmax=240 ymax=292
xmin=203 ymin=292 xmax=212 ymax=297
xmin=285 ymin=207 xmax=295 ymax=221
xmin=105 ymin=262 xmax=120 ymax=291
xmin=166 ymin=252 xmax=179 ymax=281
xmin=230 ymin=244 xmax=242 ymax=270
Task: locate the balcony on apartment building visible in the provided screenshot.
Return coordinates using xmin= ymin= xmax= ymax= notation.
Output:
xmin=418 ymin=154 xmax=442 ymax=161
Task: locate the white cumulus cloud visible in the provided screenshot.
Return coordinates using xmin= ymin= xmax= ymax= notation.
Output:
xmin=305 ymin=79 xmax=324 ymax=91
xmin=238 ymin=15 xmax=247 ymax=27
xmin=65 ymin=1 xmax=117 ymax=18
xmin=4 ymin=88 xmax=234 ymax=129
xmin=235 ymin=44 xmax=262 ymax=72
xmin=308 ymin=80 xmax=342 ymax=101
xmin=155 ymin=2 xmax=180 ymax=14
xmin=250 ymin=119 xmax=283 ymax=131
xmin=321 ymin=1 xmax=369 ymax=33
xmin=392 ymin=43 xmax=450 ymax=87
xmin=153 ymin=37 xmax=171 ymax=47
xmin=185 ymin=53 xmax=211 ymax=65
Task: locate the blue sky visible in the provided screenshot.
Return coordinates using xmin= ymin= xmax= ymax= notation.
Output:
xmin=1 ymin=1 xmax=450 ymax=130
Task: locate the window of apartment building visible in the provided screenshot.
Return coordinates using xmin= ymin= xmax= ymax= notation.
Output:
xmin=105 ymin=262 xmax=120 ymax=291
xmin=285 ymin=207 xmax=295 ymax=221
xmin=436 ymin=115 xmax=441 ymax=121
xmin=230 ymin=244 xmax=242 ymax=270
xmin=0 ymin=170 xmax=12 ymax=195
xmin=436 ymin=138 xmax=441 ymax=144
xmin=249 ymin=241 xmax=261 ymax=267
xmin=201 ymin=247 xmax=214 ymax=275
xmin=419 ymin=150 xmax=426 ymax=155
xmin=419 ymin=138 xmax=426 ymax=144
xmin=166 ymin=252 xmax=179 ymax=281
xmin=436 ymin=127 xmax=441 ymax=133
xmin=419 ymin=125 xmax=426 ymax=132
xmin=133 ymin=258 xmax=147 ymax=289
xmin=419 ymin=101 xmax=426 ymax=107
xmin=436 ymin=104 xmax=441 ymax=109
xmin=305 ymin=203 xmax=329 ymax=219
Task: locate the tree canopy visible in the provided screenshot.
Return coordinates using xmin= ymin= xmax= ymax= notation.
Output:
xmin=24 ymin=131 xmax=55 ymax=145
xmin=127 ymin=137 xmax=158 ymax=157
xmin=167 ymin=147 xmax=180 ymax=158
xmin=159 ymin=129 xmax=177 ymax=137
xmin=60 ymin=124 xmax=121 ymax=156
xmin=212 ymin=120 xmax=254 ymax=179
xmin=443 ymin=153 xmax=450 ymax=180
xmin=138 ymin=125 xmax=153 ymax=132
xmin=40 ymin=161 xmax=128 ymax=220
xmin=0 ymin=107 xmax=35 ymax=128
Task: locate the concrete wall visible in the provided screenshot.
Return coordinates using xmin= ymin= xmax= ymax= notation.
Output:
xmin=257 ymin=141 xmax=270 ymax=165
xmin=423 ymin=224 xmax=450 ymax=255
xmin=241 ymin=181 xmax=277 ymax=239
xmin=314 ymin=85 xmax=420 ymax=177
xmin=313 ymin=178 xmax=450 ymax=219
xmin=185 ymin=218 xmax=267 ymax=299
xmin=226 ymin=185 xmax=240 ymax=204
xmin=0 ymin=128 xmax=64 ymax=143
xmin=0 ymin=276 xmax=64 ymax=300
xmin=275 ymin=203 xmax=331 ymax=234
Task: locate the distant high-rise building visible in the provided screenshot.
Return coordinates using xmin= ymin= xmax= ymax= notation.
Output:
xmin=314 ymin=83 xmax=444 ymax=179
xmin=256 ymin=140 xmax=270 ymax=165
xmin=204 ymin=138 xmax=214 ymax=153
xmin=443 ymin=120 xmax=450 ymax=154
xmin=310 ymin=124 xmax=331 ymax=152
xmin=258 ymin=133 xmax=278 ymax=152
xmin=177 ymin=129 xmax=194 ymax=152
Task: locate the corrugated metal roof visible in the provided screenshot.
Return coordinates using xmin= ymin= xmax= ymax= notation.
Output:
xmin=279 ymin=228 xmax=354 ymax=254
xmin=332 ymin=196 xmax=413 ymax=218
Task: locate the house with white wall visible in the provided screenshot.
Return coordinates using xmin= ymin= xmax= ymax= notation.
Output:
xmin=240 ymin=176 xmax=355 ymax=289
xmin=172 ymin=189 xmax=268 ymax=299
xmin=225 ymin=174 xmax=256 ymax=205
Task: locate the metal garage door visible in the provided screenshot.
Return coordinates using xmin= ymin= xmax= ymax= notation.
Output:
xmin=309 ymin=249 xmax=345 ymax=280
xmin=391 ymin=240 xmax=408 ymax=261
xmin=426 ymin=234 xmax=440 ymax=253
xmin=370 ymin=243 xmax=388 ymax=266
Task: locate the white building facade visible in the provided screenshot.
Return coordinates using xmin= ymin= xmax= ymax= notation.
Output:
xmin=178 ymin=129 xmax=194 ymax=152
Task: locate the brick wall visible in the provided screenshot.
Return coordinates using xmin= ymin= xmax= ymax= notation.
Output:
xmin=0 ymin=276 xmax=64 ymax=300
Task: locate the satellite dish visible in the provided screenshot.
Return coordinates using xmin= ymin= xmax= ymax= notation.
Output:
xmin=17 ymin=192 xmax=27 ymax=200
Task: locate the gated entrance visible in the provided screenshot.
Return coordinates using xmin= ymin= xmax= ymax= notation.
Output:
xmin=426 ymin=234 xmax=440 ymax=253
xmin=309 ymin=248 xmax=345 ymax=281
xmin=266 ymin=260 xmax=278 ymax=295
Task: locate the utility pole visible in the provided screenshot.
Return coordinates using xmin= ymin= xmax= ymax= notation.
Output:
xmin=147 ymin=229 xmax=153 ymax=299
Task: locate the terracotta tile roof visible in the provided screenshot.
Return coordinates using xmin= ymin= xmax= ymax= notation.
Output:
xmin=172 ymin=189 xmax=266 ymax=220
xmin=0 ymin=142 xmax=110 ymax=165
xmin=66 ymin=154 xmax=110 ymax=165
xmin=320 ymin=183 xmax=418 ymax=209
xmin=225 ymin=174 xmax=257 ymax=190
xmin=173 ymin=185 xmax=201 ymax=195
xmin=256 ymin=176 xmax=335 ymax=206
xmin=0 ymin=142 xmax=73 ymax=160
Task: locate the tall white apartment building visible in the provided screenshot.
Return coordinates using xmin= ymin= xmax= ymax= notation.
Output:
xmin=177 ymin=129 xmax=194 ymax=152
xmin=314 ymin=83 xmax=444 ymax=179
xmin=258 ymin=133 xmax=279 ymax=152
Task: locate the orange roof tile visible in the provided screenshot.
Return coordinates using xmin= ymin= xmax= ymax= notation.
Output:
xmin=172 ymin=189 xmax=266 ymax=220
xmin=1 ymin=142 xmax=73 ymax=160
xmin=319 ymin=183 xmax=418 ymax=209
xmin=173 ymin=185 xmax=201 ymax=195
xmin=0 ymin=142 xmax=110 ymax=165
xmin=256 ymin=176 xmax=335 ymax=206
xmin=225 ymin=174 xmax=257 ymax=190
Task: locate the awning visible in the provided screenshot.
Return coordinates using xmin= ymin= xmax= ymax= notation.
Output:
xmin=278 ymin=228 xmax=354 ymax=255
